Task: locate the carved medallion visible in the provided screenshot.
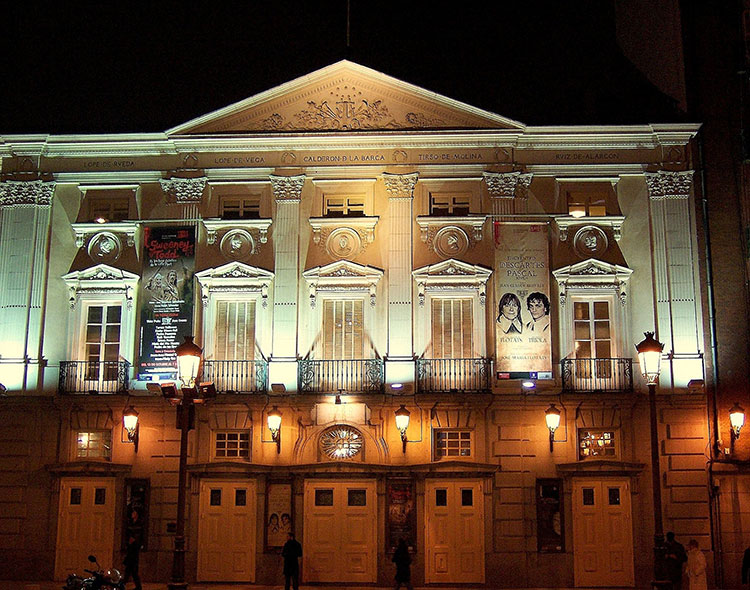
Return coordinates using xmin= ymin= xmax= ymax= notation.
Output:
xmin=220 ymin=229 xmax=255 ymax=260
xmin=319 ymin=425 xmax=363 ymax=460
xmin=433 ymin=226 xmax=469 ymax=258
xmin=573 ymin=226 xmax=608 ymax=258
xmin=87 ymin=232 xmax=122 ymax=262
xmin=326 ymin=228 xmax=362 ymax=260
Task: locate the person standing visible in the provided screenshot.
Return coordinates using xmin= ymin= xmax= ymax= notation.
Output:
xmin=686 ymin=539 xmax=707 ymax=590
xmin=743 ymin=546 xmax=750 ymax=587
xmin=665 ymin=531 xmax=687 ymax=590
xmin=392 ymin=538 xmax=413 ymax=590
xmin=282 ymin=532 xmax=303 ymax=590
xmin=122 ymin=509 xmax=143 ymax=590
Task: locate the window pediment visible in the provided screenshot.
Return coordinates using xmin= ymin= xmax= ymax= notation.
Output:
xmin=412 ymin=259 xmax=492 ymax=307
xmin=62 ymin=264 xmax=139 ymax=309
xmin=196 ymin=262 xmax=274 ymax=307
xmin=553 ymin=258 xmax=632 ymax=307
xmin=303 ymin=260 xmax=383 ymax=308
xmin=554 ymin=215 xmax=625 ymax=242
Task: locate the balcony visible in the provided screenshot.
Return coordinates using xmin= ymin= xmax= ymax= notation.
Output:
xmin=59 ymin=360 xmax=130 ymax=394
xmin=561 ymin=357 xmax=633 ymax=392
xmin=416 ymin=358 xmax=491 ymax=393
xmin=202 ymin=359 xmax=268 ymax=394
xmin=298 ymin=359 xmax=384 ymax=394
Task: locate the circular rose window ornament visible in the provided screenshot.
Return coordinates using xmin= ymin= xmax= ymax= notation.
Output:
xmin=573 ymin=226 xmax=608 ymax=258
xmin=319 ymin=425 xmax=363 ymax=460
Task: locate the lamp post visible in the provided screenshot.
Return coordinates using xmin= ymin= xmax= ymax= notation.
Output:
xmin=635 ymin=331 xmax=669 ymax=589
xmin=167 ymin=335 xmax=203 ymax=590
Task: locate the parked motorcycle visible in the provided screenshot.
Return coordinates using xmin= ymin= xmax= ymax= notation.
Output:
xmin=62 ymin=554 xmax=124 ymax=590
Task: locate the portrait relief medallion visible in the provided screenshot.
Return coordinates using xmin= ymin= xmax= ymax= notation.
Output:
xmin=573 ymin=226 xmax=608 ymax=258
xmin=220 ymin=229 xmax=255 ymax=260
xmin=326 ymin=227 xmax=362 ymax=260
xmin=434 ymin=226 xmax=469 ymax=258
xmin=87 ymin=232 xmax=122 ymax=262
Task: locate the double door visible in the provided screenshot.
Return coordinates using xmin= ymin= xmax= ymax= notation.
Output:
xmin=572 ymin=478 xmax=634 ymax=587
xmin=425 ymin=480 xmax=484 ymax=584
xmin=303 ymin=479 xmax=377 ymax=583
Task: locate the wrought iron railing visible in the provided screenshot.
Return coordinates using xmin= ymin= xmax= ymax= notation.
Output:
xmin=416 ymin=358 xmax=491 ymax=393
xmin=298 ymin=359 xmax=384 ymax=394
xmin=561 ymin=357 xmax=633 ymax=392
xmin=201 ymin=359 xmax=268 ymax=394
xmin=59 ymin=360 xmax=130 ymax=394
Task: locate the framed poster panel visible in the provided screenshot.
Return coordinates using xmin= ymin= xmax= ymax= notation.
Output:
xmin=536 ymin=478 xmax=564 ymax=552
xmin=123 ymin=478 xmax=150 ymax=551
xmin=266 ymin=481 xmax=293 ymax=550
xmin=386 ymin=479 xmax=416 ymax=553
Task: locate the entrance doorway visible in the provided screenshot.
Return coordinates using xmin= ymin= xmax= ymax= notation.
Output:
xmin=303 ymin=479 xmax=377 ymax=583
xmin=55 ymin=478 xmax=115 ymax=580
xmin=424 ymin=479 xmax=484 ymax=584
xmin=572 ymin=478 xmax=635 ymax=587
xmin=197 ymin=479 xmax=256 ymax=582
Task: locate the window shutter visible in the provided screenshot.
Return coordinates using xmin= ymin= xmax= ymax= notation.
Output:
xmin=431 ymin=299 xmax=473 ymax=358
xmin=323 ymin=299 xmax=365 ymax=359
xmin=215 ymin=301 xmax=256 ymax=360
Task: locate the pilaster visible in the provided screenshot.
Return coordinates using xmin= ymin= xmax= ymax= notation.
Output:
xmin=483 ymin=172 xmax=533 ymax=215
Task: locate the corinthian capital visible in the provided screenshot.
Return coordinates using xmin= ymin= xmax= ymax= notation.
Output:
xmin=645 ymin=171 xmax=694 ymax=199
xmin=0 ymin=180 xmax=55 ymax=207
xmin=160 ymin=176 xmax=208 ymax=203
xmin=270 ymin=175 xmax=306 ymax=202
xmin=483 ymin=172 xmax=533 ymax=198
xmin=382 ymin=172 xmax=418 ymax=199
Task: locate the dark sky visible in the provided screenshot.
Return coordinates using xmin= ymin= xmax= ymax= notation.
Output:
xmin=0 ymin=1 xmax=683 ymax=134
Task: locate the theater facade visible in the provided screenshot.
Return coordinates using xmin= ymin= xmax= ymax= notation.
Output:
xmin=0 ymin=61 xmax=712 ymax=587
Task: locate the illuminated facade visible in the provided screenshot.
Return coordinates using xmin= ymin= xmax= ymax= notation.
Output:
xmin=0 ymin=61 xmax=714 ymax=587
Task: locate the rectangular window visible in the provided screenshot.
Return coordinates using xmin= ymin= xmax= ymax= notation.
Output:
xmin=88 ymin=196 xmax=130 ymax=223
xmin=215 ymin=300 xmax=256 ymax=361
xmin=578 ymin=429 xmax=617 ymax=460
xmin=76 ymin=430 xmax=112 ymax=460
xmin=434 ymin=429 xmax=472 ymax=459
xmin=84 ymin=304 xmax=121 ymax=381
xmin=220 ymin=195 xmax=261 ymax=219
xmin=429 ymin=193 xmax=471 ymax=216
xmin=315 ymin=489 xmax=334 ymax=506
xmin=567 ymin=192 xmax=607 ymax=217
xmin=431 ymin=298 xmax=473 ymax=358
xmin=573 ymin=300 xmax=612 ymax=379
xmin=323 ymin=195 xmax=366 ymax=217
xmin=323 ymin=300 xmax=364 ymax=359
xmin=215 ymin=431 xmax=251 ymax=459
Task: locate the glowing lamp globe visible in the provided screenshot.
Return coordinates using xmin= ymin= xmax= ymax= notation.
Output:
xmin=635 ymin=331 xmax=664 ymax=385
xmin=175 ymin=336 xmax=202 ymax=388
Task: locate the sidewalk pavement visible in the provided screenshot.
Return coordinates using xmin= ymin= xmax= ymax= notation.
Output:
xmin=0 ymin=584 xmax=622 ymax=590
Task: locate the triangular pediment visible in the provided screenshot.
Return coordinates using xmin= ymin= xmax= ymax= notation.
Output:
xmin=413 ymin=259 xmax=492 ymax=282
xmin=62 ymin=264 xmax=139 ymax=284
xmin=196 ymin=261 xmax=274 ymax=284
xmin=552 ymin=258 xmax=632 ymax=281
xmin=169 ymin=60 xmax=524 ymax=134
xmin=303 ymin=260 xmax=384 ymax=283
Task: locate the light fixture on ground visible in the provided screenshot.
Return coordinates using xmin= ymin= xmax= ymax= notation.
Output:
xmin=121 ymin=406 xmax=139 ymax=452
xmin=730 ymin=403 xmax=745 ymax=449
xmin=544 ymin=404 xmax=561 ymax=452
xmin=267 ymin=406 xmax=282 ymax=454
xmin=395 ymin=405 xmax=410 ymax=453
xmin=164 ymin=335 xmax=209 ymax=590
xmin=635 ymin=331 xmax=669 ymax=589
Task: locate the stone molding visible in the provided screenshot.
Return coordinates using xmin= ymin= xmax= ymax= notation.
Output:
xmin=160 ymin=176 xmax=208 ymax=203
xmin=303 ymin=260 xmax=383 ymax=308
xmin=270 ymin=175 xmax=305 ymax=201
xmin=0 ymin=179 xmax=55 ymax=207
xmin=645 ymin=170 xmax=694 ymax=199
xmin=412 ymin=259 xmax=492 ymax=307
xmin=382 ymin=172 xmax=418 ymax=199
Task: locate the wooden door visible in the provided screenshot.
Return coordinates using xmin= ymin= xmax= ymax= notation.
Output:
xmin=425 ymin=480 xmax=484 ymax=583
xmin=55 ymin=478 xmax=115 ymax=580
xmin=197 ymin=480 xmax=256 ymax=582
xmin=573 ymin=478 xmax=634 ymax=587
xmin=303 ymin=480 xmax=377 ymax=583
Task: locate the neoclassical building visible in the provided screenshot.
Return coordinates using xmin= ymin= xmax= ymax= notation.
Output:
xmin=0 ymin=61 xmax=713 ymax=588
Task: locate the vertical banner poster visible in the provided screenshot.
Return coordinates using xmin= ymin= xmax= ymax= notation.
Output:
xmin=266 ymin=482 xmax=293 ymax=549
xmin=494 ymin=223 xmax=552 ymax=378
xmin=137 ymin=226 xmax=195 ymax=381
xmin=386 ymin=480 xmax=416 ymax=553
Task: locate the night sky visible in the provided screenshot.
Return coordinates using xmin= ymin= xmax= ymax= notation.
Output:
xmin=0 ymin=2 xmax=683 ymax=135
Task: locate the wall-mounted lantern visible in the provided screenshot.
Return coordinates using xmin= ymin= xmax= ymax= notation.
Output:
xmin=267 ymin=406 xmax=282 ymax=454
xmin=730 ymin=403 xmax=746 ymax=444
xmin=122 ymin=406 xmax=139 ymax=452
xmin=395 ymin=405 xmax=411 ymax=453
xmin=545 ymin=404 xmax=561 ymax=452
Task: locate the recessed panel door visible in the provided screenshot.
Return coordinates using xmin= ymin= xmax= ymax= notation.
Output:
xmin=55 ymin=478 xmax=115 ymax=580
xmin=573 ymin=479 xmax=634 ymax=587
xmin=303 ymin=480 xmax=377 ymax=583
xmin=198 ymin=480 xmax=256 ymax=582
xmin=425 ymin=480 xmax=484 ymax=584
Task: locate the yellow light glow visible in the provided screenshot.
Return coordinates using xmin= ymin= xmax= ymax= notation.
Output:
xmin=394 ymin=405 xmax=410 ymax=434
xmin=267 ymin=407 xmax=282 ymax=435
xmin=545 ymin=404 xmax=561 ymax=432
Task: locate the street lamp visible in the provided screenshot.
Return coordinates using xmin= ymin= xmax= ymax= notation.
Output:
xmin=267 ymin=406 xmax=282 ymax=454
xmin=635 ymin=331 xmax=669 ymax=588
xmin=394 ymin=405 xmax=411 ymax=453
xmin=730 ymin=403 xmax=746 ymax=450
xmin=545 ymin=404 xmax=561 ymax=452
xmin=121 ymin=406 xmax=139 ymax=452
xmin=165 ymin=335 xmax=204 ymax=590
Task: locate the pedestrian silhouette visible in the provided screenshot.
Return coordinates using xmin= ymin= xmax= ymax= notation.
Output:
xmin=282 ymin=532 xmax=302 ymax=590
xmin=122 ymin=509 xmax=143 ymax=590
xmin=665 ymin=531 xmax=687 ymax=590
xmin=392 ymin=538 xmax=413 ymax=590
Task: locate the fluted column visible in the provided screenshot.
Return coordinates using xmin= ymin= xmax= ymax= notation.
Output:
xmin=483 ymin=171 xmax=533 ymax=215
xmin=0 ymin=180 xmax=55 ymax=391
xmin=160 ymin=176 xmax=208 ymax=220
xmin=645 ymin=170 xmax=702 ymax=386
xmin=268 ymin=175 xmax=305 ymax=392
xmin=383 ymin=173 xmax=418 ymax=384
